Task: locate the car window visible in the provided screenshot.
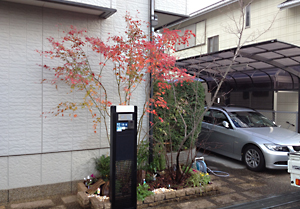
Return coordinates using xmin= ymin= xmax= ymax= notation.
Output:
xmin=228 ymin=111 xmax=276 ymax=128
xmin=203 ymin=110 xmax=213 ymax=123
xmin=211 ymin=110 xmax=229 ymax=126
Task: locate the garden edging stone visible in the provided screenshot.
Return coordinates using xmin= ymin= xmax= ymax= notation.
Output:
xmin=77 ymin=181 xmax=219 ymax=209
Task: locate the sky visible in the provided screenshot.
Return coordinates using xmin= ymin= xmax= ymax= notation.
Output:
xmin=188 ymin=0 xmax=222 ymax=14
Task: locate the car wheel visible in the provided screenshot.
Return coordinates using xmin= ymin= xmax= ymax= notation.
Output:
xmin=244 ymin=145 xmax=265 ymax=171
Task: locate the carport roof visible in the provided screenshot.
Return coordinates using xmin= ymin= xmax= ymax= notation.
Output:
xmin=278 ymin=0 xmax=300 ymax=10
xmin=176 ymin=40 xmax=300 ymax=91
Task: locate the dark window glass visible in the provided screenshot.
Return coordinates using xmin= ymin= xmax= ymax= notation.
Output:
xmin=208 ymin=36 xmax=219 ymax=53
xmin=228 ymin=111 xmax=276 ymax=128
xmin=211 ymin=110 xmax=229 ymax=126
xmin=203 ymin=110 xmax=213 ymax=123
xmin=245 ymin=4 xmax=250 ymax=27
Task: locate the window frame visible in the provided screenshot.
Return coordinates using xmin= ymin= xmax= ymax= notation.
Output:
xmin=175 ymin=20 xmax=206 ymax=51
xmin=207 ymin=35 xmax=219 ymax=53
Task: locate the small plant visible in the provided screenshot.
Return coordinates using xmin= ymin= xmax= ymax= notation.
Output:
xmin=137 ymin=140 xmax=149 ymax=171
xmin=84 ymin=174 xmax=97 ymax=188
xmin=137 ymin=183 xmax=154 ymax=201
xmin=94 ymin=155 xmax=110 ymax=181
xmin=137 ymin=140 xmax=166 ymax=172
xmin=186 ymin=170 xmax=210 ymax=188
xmin=181 ymin=165 xmax=193 ymax=174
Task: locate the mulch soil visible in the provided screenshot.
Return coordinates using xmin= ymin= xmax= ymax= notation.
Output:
xmin=147 ymin=169 xmax=192 ymax=190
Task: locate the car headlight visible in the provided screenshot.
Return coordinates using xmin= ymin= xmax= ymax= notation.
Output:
xmin=264 ymin=144 xmax=289 ymax=152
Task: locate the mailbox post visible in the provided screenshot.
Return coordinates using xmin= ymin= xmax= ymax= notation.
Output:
xmin=110 ymin=105 xmax=137 ymax=209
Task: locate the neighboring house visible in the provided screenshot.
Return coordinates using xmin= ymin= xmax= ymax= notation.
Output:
xmin=169 ymin=0 xmax=300 ymax=132
xmin=0 ymin=0 xmax=191 ymax=202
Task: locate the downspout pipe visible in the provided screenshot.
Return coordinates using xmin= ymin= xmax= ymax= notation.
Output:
xmin=149 ymin=0 xmax=154 ymax=164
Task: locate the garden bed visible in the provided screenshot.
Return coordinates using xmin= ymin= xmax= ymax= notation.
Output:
xmin=77 ymin=181 xmax=220 ymax=209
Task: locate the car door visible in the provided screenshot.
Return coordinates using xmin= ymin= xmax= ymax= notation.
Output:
xmin=198 ymin=109 xmax=217 ymax=150
xmin=200 ymin=109 xmax=243 ymax=159
xmin=207 ymin=109 xmax=234 ymax=156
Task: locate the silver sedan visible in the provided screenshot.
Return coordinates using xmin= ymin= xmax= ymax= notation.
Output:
xmin=198 ymin=106 xmax=300 ymax=171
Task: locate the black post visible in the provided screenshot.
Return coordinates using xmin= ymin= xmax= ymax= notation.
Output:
xmin=110 ymin=106 xmax=137 ymax=209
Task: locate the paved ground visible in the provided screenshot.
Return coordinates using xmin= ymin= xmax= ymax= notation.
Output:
xmin=1 ymin=195 xmax=82 ymax=209
xmin=1 ymin=151 xmax=299 ymax=209
xmin=149 ymin=151 xmax=300 ymax=209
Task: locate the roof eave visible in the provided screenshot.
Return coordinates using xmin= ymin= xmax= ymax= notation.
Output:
xmin=168 ymin=0 xmax=239 ymax=29
xmin=2 ymin=0 xmax=117 ymax=18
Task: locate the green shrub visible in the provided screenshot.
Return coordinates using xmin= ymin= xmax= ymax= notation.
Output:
xmin=153 ymin=80 xmax=205 ymax=151
xmin=137 ymin=183 xmax=154 ymax=201
xmin=137 ymin=140 xmax=166 ymax=172
xmin=94 ymin=155 xmax=110 ymax=181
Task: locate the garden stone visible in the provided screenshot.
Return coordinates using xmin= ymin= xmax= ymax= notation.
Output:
xmin=90 ymin=197 xmax=104 ymax=209
xmin=175 ymin=189 xmax=186 ymax=197
xmin=194 ymin=187 xmax=202 ymax=194
xmin=77 ymin=191 xmax=90 ymax=208
xmin=77 ymin=182 xmax=87 ymax=192
xmin=144 ymin=195 xmax=154 ymax=203
xmin=205 ymin=184 xmax=213 ymax=192
xmin=137 ymin=200 xmax=143 ymax=205
xmin=154 ymin=193 xmax=165 ymax=201
xmin=185 ymin=188 xmax=196 ymax=196
xmin=165 ymin=191 xmax=176 ymax=199
xmin=104 ymin=202 xmax=111 ymax=209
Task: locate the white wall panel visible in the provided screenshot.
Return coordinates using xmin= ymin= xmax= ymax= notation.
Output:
xmin=71 ymin=149 xmax=100 ymax=181
xmin=0 ymin=158 xmax=8 ymax=190
xmin=9 ymin=155 xmax=41 ymax=189
xmin=42 ymin=152 xmax=72 ymax=184
xmin=155 ymin=0 xmax=188 ymax=15
xmin=0 ymin=0 xmax=149 ymax=190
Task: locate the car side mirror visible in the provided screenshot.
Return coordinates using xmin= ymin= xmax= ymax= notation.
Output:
xmin=222 ymin=121 xmax=230 ymax=129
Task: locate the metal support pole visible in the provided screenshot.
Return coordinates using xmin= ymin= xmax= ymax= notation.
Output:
xmin=298 ymin=77 xmax=300 ymax=133
xmin=148 ymin=0 xmax=154 ymax=164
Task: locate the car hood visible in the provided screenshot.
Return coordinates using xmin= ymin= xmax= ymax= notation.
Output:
xmin=240 ymin=127 xmax=300 ymax=145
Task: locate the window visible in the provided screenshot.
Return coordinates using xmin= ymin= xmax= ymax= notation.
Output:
xmin=207 ymin=36 xmax=219 ymax=53
xmin=211 ymin=110 xmax=229 ymax=126
xmin=245 ymin=4 xmax=250 ymax=27
xmin=185 ymin=24 xmax=196 ymax=48
xmin=203 ymin=110 xmax=213 ymax=123
xmin=175 ymin=20 xmax=206 ymax=51
xmin=195 ymin=21 xmax=206 ymax=45
xmin=176 ymin=24 xmax=195 ymax=50
xmin=203 ymin=109 xmax=229 ymax=126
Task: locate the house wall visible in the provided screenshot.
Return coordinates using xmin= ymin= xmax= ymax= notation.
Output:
xmin=170 ymin=0 xmax=300 ymax=132
xmin=275 ymin=91 xmax=298 ymax=132
xmin=155 ymin=0 xmax=188 ymax=14
xmin=0 ymin=0 xmax=160 ymax=201
xmin=173 ymin=0 xmax=300 ymax=59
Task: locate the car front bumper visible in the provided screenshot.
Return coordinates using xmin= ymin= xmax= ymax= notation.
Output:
xmin=261 ymin=146 xmax=289 ymax=169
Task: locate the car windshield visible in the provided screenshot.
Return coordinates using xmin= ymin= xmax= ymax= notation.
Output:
xmin=228 ymin=111 xmax=276 ymax=128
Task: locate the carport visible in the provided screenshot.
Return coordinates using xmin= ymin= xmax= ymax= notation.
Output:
xmin=176 ymin=39 xmax=300 ymax=132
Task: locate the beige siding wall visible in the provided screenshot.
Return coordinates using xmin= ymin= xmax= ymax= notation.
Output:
xmin=275 ymin=91 xmax=298 ymax=132
xmin=174 ymin=0 xmax=300 ymax=59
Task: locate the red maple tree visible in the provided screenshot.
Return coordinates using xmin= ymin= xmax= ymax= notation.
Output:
xmin=38 ymin=12 xmax=195 ymax=146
